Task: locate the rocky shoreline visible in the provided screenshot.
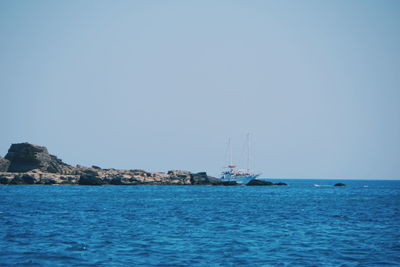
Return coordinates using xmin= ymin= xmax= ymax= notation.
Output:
xmin=0 ymin=143 xmax=287 ymax=186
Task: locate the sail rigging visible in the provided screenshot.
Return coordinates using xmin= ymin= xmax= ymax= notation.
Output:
xmin=220 ymin=133 xmax=261 ymax=184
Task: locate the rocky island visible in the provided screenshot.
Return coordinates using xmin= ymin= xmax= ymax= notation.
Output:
xmin=0 ymin=143 xmax=287 ymax=186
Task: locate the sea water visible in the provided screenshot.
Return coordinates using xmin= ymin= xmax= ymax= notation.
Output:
xmin=0 ymin=180 xmax=399 ymax=266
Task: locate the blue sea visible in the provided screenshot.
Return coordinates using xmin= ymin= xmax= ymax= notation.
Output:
xmin=0 ymin=179 xmax=399 ymax=266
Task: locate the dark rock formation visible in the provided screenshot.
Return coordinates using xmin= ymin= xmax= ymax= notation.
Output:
xmin=79 ymin=170 xmax=105 ymax=185
xmin=207 ymin=176 xmax=223 ymax=185
xmin=191 ymin=172 xmax=208 ymax=185
xmin=39 ymin=177 xmax=57 ymax=185
xmin=247 ymin=179 xmax=274 ymax=186
xmin=246 ymin=180 xmax=287 ymax=186
xmin=109 ymin=175 xmax=137 ymax=185
xmin=0 ymin=157 xmax=10 ymax=172
xmin=81 ymin=169 xmax=101 ymax=176
xmin=191 ymin=172 xmax=220 ymax=185
xmin=220 ymin=181 xmax=238 ymax=186
xmin=5 ymin=143 xmax=73 ymax=174
xmin=0 ymin=174 xmax=13 ymax=184
xmin=9 ymin=174 xmax=38 ymax=185
xmin=334 ymin=183 xmax=346 ymax=186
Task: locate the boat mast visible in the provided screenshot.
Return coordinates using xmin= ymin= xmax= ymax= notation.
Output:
xmin=246 ymin=133 xmax=250 ymax=171
xmin=229 ymin=137 xmax=232 ymax=167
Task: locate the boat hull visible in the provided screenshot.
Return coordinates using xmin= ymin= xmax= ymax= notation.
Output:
xmin=220 ymin=174 xmax=259 ymax=185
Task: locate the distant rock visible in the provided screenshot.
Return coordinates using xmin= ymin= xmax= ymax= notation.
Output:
xmin=167 ymin=170 xmax=192 ymax=185
xmin=79 ymin=173 xmax=105 ymax=185
xmin=0 ymin=157 xmax=10 ymax=172
xmin=191 ymin=172 xmax=220 ymax=185
xmin=207 ymin=176 xmax=223 ymax=185
xmin=190 ymin=172 xmax=208 ymax=185
xmin=220 ymin=181 xmax=238 ymax=186
xmin=247 ymin=180 xmax=288 ymax=186
xmin=81 ymin=169 xmax=101 ymax=177
xmin=247 ymin=179 xmax=274 ymax=186
xmin=9 ymin=174 xmax=38 ymax=185
xmin=109 ymin=175 xmax=139 ymax=185
xmin=334 ymin=183 xmax=346 ymax=186
xmin=4 ymin=143 xmax=73 ymax=174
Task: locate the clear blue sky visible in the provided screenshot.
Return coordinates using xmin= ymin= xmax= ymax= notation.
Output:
xmin=1 ymin=0 xmax=399 ymax=179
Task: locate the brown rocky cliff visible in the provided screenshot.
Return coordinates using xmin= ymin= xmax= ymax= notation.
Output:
xmin=0 ymin=142 xmax=219 ymax=185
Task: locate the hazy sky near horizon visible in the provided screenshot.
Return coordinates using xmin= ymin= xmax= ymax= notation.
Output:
xmin=1 ymin=0 xmax=399 ymax=179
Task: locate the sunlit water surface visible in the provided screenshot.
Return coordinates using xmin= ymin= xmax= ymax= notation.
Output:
xmin=0 ymin=179 xmax=399 ymax=266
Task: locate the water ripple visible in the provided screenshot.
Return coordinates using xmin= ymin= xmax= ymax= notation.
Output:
xmin=0 ymin=180 xmax=399 ymax=266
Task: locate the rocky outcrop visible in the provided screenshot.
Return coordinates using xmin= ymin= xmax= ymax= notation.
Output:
xmin=9 ymin=174 xmax=38 ymax=185
xmin=190 ymin=172 xmax=208 ymax=184
xmin=0 ymin=157 xmax=10 ymax=172
xmin=5 ymin=143 xmax=74 ymax=174
xmin=220 ymin=181 xmax=238 ymax=186
xmin=74 ymin=169 xmax=220 ymax=186
xmin=247 ymin=180 xmax=273 ymax=186
xmin=246 ymin=179 xmax=287 ymax=186
xmin=334 ymin=183 xmax=346 ymax=186
xmin=191 ymin=172 xmax=221 ymax=185
xmin=0 ymin=142 xmax=288 ymax=186
xmin=0 ymin=171 xmax=79 ymax=185
xmin=167 ymin=170 xmax=192 ymax=185
xmin=79 ymin=169 xmax=105 ymax=185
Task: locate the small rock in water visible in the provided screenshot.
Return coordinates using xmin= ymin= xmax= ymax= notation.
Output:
xmin=220 ymin=181 xmax=238 ymax=186
xmin=247 ymin=180 xmax=288 ymax=186
xmin=247 ymin=180 xmax=274 ymax=186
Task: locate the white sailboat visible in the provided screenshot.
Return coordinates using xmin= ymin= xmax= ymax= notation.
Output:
xmin=220 ymin=134 xmax=261 ymax=184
